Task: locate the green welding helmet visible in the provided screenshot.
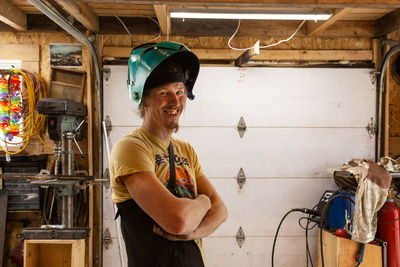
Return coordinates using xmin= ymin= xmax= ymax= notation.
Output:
xmin=127 ymin=41 xmax=200 ymax=106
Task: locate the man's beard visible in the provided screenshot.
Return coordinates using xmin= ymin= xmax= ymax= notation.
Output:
xmin=172 ymin=125 xmax=179 ymax=133
xmin=167 ymin=121 xmax=179 ymax=133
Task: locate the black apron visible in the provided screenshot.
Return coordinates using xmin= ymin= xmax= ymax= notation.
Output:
xmin=115 ymin=143 xmax=205 ymax=267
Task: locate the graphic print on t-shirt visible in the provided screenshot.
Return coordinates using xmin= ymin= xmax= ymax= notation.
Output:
xmin=167 ymin=168 xmax=196 ymax=199
xmin=154 ymin=152 xmax=195 ymax=199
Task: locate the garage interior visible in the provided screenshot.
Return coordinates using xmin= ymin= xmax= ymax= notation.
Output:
xmin=1 ymin=0 xmax=400 ymax=266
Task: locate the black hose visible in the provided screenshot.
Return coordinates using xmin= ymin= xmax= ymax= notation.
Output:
xmin=320 ymin=227 xmax=325 ymax=267
xmin=306 ymin=217 xmax=314 ymax=267
xmin=272 ymin=208 xmax=314 ymax=267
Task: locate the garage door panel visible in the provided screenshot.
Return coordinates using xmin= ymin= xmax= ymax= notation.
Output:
xmin=104 ymin=66 xmax=375 ymax=128
xmin=103 ymin=65 xmax=141 ymax=127
xmin=176 ymin=127 xmax=374 ymax=178
xmin=107 ymin=126 xmax=374 ymax=178
xmin=103 ymin=186 xmax=118 ymax=238
xmin=207 ymin=178 xmax=335 ymax=237
xmin=203 ymin=236 xmax=318 ymax=267
xmin=187 ymin=67 xmax=375 ymax=128
xmin=103 ymin=66 xmax=375 ymax=267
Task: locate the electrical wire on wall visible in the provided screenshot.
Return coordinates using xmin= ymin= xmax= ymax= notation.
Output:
xmin=271 ymin=207 xmax=319 ymax=267
xmin=271 ymin=192 xmax=356 ymax=267
xmin=298 ymin=205 xmax=320 ymax=267
xmin=228 ymin=19 xmax=306 ymax=51
xmin=114 ymin=15 xmax=162 ymax=45
xmin=0 ymin=69 xmax=52 ymax=155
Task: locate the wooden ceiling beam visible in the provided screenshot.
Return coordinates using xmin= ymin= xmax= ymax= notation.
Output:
xmin=153 ymin=4 xmax=170 ymax=35
xmin=103 ymin=46 xmax=372 ymax=62
xmin=376 ymin=8 xmax=400 ymax=37
xmin=307 ymin=8 xmax=352 ymax=36
xmin=55 ymin=0 xmax=98 ymax=32
xmin=199 ymin=49 xmax=372 ymax=61
xmin=0 ymin=0 xmax=26 ymax=31
xmin=75 ymin=0 xmax=400 ymax=8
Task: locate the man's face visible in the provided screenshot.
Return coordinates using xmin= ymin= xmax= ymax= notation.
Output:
xmin=142 ymin=82 xmax=187 ymax=132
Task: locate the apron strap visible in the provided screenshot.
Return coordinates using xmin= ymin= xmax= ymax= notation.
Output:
xmin=166 ymin=142 xmax=177 ymax=195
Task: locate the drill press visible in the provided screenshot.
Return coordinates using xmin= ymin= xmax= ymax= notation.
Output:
xmin=19 ymin=98 xmax=90 ymax=238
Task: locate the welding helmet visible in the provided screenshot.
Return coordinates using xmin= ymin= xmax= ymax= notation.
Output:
xmin=127 ymin=41 xmax=200 ymax=106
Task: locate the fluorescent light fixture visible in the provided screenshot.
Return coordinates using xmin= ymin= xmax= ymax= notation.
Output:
xmin=170 ymin=9 xmax=332 ymax=21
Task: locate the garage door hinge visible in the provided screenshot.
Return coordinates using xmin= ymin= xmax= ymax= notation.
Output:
xmin=369 ymin=71 xmax=380 ymax=85
xmin=237 ymin=117 xmax=246 ymax=138
xmin=105 ymin=115 xmax=112 ymax=136
xmin=366 ymin=117 xmax=377 ymax=138
xmin=236 ymin=226 xmax=245 ymax=248
xmin=103 ymin=67 xmax=111 ymax=81
xmin=237 ymin=168 xmax=246 ymax=189
xmin=103 ymin=228 xmax=112 ymax=249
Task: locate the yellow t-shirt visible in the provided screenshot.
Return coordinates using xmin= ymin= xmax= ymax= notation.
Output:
xmin=110 ymin=127 xmax=206 ymax=259
xmin=110 ymin=126 xmax=205 ymax=204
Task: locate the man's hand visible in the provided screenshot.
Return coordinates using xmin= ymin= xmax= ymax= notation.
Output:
xmin=153 ymin=224 xmax=198 ymax=241
xmin=153 ymin=175 xmax=228 ymax=241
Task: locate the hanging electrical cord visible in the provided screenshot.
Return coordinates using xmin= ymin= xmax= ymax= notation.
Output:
xmin=0 ymin=69 xmax=52 ymax=155
xmin=272 ymin=192 xmax=356 ymax=267
xmin=228 ymin=19 xmax=306 ymax=51
xmin=271 ymin=208 xmax=319 ymax=267
xmin=298 ymin=204 xmax=319 ymax=267
xmin=114 ymin=15 xmax=162 ymax=43
xmin=305 ymin=218 xmax=315 ymax=267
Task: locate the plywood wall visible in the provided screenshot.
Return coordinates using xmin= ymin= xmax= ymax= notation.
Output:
xmin=101 ymin=33 xmax=372 ymax=50
xmin=0 ymin=32 xmax=90 ymax=157
xmin=0 ymin=32 xmax=80 ymax=84
xmin=0 ymin=31 xmax=97 ymax=267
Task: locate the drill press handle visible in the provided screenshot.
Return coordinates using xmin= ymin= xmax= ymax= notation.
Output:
xmin=72 ymin=118 xmax=86 ymax=158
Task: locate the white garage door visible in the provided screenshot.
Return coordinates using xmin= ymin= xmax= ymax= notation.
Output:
xmin=102 ymin=66 xmax=376 ymax=267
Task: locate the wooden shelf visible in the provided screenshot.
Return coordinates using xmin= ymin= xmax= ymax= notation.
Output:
xmin=51 ymin=81 xmax=81 ymax=88
xmin=50 ymin=67 xmax=86 ymax=103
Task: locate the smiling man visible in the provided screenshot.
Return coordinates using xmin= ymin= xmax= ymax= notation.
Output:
xmin=110 ymin=42 xmax=228 ymax=267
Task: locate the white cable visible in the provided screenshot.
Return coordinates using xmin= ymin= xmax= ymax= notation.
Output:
xmin=114 ymin=15 xmax=131 ymax=36
xmin=143 ymin=17 xmax=162 ymax=42
xmin=114 ymin=15 xmax=161 ymax=43
xmin=228 ymin=19 xmax=306 ymax=51
xmin=227 ymin=19 xmax=243 ymax=50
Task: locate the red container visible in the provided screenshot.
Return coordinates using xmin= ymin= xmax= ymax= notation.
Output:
xmin=378 ymin=198 xmax=400 ymax=267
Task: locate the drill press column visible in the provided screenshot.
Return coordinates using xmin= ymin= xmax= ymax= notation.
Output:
xmin=62 ymin=132 xmax=75 ymax=176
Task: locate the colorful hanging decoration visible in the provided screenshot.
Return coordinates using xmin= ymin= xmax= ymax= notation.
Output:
xmin=0 ymin=69 xmax=48 ymax=155
xmin=0 ymin=76 xmax=10 ymax=140
xmin=0 ymin=74 xmax=22 ymax=141
xmin=9 ymin=75 xmax=22 ymax=138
